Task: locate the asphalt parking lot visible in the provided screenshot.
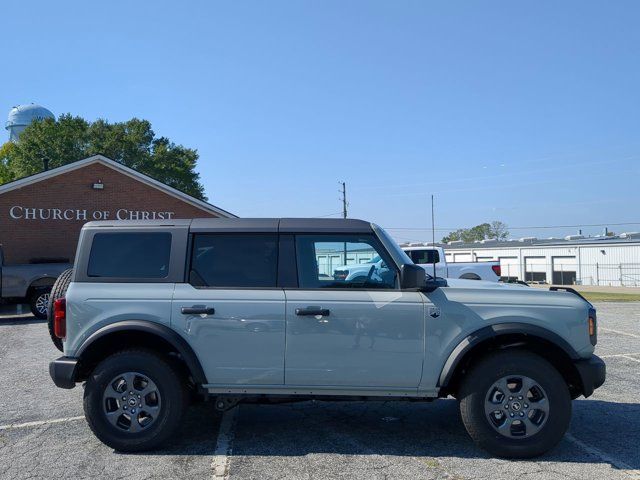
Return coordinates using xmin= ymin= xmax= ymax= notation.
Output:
xmin=1 ymin=303 xmax=639 ymax=480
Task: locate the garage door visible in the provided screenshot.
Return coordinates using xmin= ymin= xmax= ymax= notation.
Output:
xmin=552 ymin=256 xmax=577 ymax=285
xmin=453 ymin=252 xmax=472 ymax=262
xmin=525 ymin=257 xmax=547 ymax=283
xmin=317 ymin=254 xmax=342 ymax=277
xmin=499 ymin=257 xmax=519 ymax=281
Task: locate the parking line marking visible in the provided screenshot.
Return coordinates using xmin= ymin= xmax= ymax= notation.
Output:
xmin=600 ymin=328 xmax=640 ymax=339
xmin=0 ymin=416 xmax=84 ymax=431
xmin=621 ymin=355 xmax=640 ymax=364
xmin=565 ymin=433 xmax=640 ymax=480
xmin=212 ymin=408 xmax=238 ymax=479
xmin=600 ymin=353 xmax=640 ymax=359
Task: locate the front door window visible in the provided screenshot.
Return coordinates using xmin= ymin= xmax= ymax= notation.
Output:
xmin=295 ymin=235 xmax=397 ymax=289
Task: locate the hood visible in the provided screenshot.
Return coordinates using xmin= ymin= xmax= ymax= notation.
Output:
xmin=441 ymin=278 xmax=592 ymax=309
xmin=333 ymin=263 xmax=376 ymax=272
xmin=444 ymin=278 xmax=530 ymax=290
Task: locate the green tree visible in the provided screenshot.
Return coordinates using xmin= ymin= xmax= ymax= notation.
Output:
xmin=488 ymin=221 xmax=509 ymax=240
xmin=0 ymin=142 xmax=17 ymax=184
xmin=441 ymin=221 xmax=509 ymax=243
xmin=2 ymin=115 xmax=206 ymax=200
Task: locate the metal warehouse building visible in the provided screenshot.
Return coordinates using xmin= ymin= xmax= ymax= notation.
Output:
xmin=435 ymin=234 xmax=640 ymax=286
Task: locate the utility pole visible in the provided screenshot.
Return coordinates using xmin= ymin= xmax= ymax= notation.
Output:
xmin=340 ymin=181 xmax=348 ymax=266
xmin=340 ymin=182 xmax=348 ymax=219
xmin=431 ymin=195 xmax=437 ymax=280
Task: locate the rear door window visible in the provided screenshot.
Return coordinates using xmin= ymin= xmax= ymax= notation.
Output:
xmin=409 ymin=249 xmax=439 ymax=264
xmin=189 ymin=234 xmax=278 ymax=288
xmin=87 ymin=232 xmax=172 ymax=278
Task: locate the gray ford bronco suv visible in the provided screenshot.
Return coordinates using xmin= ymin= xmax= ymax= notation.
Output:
xmin=49 ymin=218 xmax=605 ymax=457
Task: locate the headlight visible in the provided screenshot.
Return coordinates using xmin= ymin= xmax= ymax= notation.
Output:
xmin=334 ymin=270 xmax=349 ymax=280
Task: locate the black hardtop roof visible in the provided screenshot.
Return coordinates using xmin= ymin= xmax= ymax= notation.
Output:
xmin=83 ymin=218 xmax=374 ymax=234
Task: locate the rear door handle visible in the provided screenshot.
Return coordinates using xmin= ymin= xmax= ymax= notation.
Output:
xmin=181 ymin=306 xmax=215 ymax=315
xmin=295 ymin=307 xmax=330 ymax=317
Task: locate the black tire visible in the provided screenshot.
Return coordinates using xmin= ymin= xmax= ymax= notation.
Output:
xmin=46 ymin=268 xmax=74 ymax=352
xmin=29 ymin=288 xmax=51 ymax=320
xmin=458 ymin=350 xmax=571 ymax=458
xmin=83 ymin=349 xmax=187 ymax=452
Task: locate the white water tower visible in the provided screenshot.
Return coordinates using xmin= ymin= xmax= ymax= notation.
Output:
xmin=5 ymin=104 xmax=55 ymax=141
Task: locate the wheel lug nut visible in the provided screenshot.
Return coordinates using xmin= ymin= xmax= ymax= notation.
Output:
xmin=123 ymin=406 xmax=127 ymax=410
xmin=122 ymin=396 xmax=126 ymax=401
xmin=138 ymin=395 xmax=141 ymax=399
xmin=524 ymin=404 xmax=529 ymax=408
xmin=130 ymin=391 xmax=134 ymax=395
xmin=510 ymin=413 xmax=514 ymax=417
xmin=519 ymin=412 xmax=524 ymax=417
xmin=509 ymin=396 xmax=513 ymax=400
xmin=518 ymin=396 xmax=523 ymax=400
xmin=139 ymin=403 xmax=142 ymax=407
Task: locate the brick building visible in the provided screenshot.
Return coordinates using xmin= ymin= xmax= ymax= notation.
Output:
xmin=0 ymin=154 xmax=235 ymax=264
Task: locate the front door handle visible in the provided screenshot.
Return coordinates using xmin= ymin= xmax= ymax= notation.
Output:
xmin=181 ymin=306 xmax=215 ymax=315
xmin=295 ymin=307 xmax=330 ymax=317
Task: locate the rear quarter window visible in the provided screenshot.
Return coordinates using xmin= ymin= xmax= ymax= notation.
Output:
xmin=409 ymin=249 xmax=439 ymax=264
xmin=87 ymin=232 xmax=172 ymax=278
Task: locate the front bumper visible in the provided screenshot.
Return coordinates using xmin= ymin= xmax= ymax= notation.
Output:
xmin=574 ymin=354 xmax=606 ymax=398
xmin=49 ymin=356 xmax=79 ymax=389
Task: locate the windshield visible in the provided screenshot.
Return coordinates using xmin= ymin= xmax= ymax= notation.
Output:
xmin=371 ymin=224 xmax=413 ymax=267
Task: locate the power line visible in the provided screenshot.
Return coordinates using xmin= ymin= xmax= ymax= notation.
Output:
xmin=384 ymin=222 xmax=640 ymax=232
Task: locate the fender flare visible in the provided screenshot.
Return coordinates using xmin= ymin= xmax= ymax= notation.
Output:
xmin=76 ymin=320 xmax=207 ymax=384
xmin=438 ymin=322 xmax=581 ymax=388
xmin=28 ymin=276 xmax=57 ymax=289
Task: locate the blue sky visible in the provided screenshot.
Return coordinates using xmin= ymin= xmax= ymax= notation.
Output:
xmin=2 ymin=1 xmax=639 ymax=242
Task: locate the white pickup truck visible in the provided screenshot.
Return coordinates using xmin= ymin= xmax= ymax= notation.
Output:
xmin=332 ymin=246 xmax=501 ymax=283
xmin=402 ymin=245 xmax=501 ymax=281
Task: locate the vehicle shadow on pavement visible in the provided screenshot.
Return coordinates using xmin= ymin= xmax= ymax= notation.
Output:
xmin=0 ymin=316 xmax=45 ymax=326
xmin=218 ymin=398 xmax=640 ymax=469
xmin=570 ymin=399 xmax=640 ymax=469
xmin=128 ymin=403 xmax=222 ymax=457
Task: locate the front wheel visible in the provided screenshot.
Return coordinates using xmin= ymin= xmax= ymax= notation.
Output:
xmin=458 ymin=350 xmax=571 ymax=458
xmin=83 ymin=349 xmax=187 ymax=452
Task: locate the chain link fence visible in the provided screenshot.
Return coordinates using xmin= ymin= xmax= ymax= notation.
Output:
xmin=499 ymin=262 xmax=640 ymax=287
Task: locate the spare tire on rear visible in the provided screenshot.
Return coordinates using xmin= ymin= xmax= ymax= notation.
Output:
xmin=47 ymin=268 xmax=74 ymax=352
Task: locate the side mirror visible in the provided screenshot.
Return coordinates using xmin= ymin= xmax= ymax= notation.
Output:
xmin=400 ymin=264 xmax=427 ymax=290
xmin=422 ymin=277 xmax=448 ymax=292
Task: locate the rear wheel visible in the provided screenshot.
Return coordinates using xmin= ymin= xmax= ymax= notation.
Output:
xmin=30 ymin=289 xmax=51 ymax=320
xmin=83 ymin=349 xmax=187 ymax=452
xmin=46 ymin=268 xmax=74 ymax=351
xmin=458 ymin=350 xmax=571 ymax=458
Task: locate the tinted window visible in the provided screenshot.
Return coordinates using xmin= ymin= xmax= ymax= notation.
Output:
xmin=408 ymin=249 xmax=439 ymax=264
xmin=295 ymin=235 xmax=397 ymax=289
xmin=88 ymin=233 xmax=171 ymax=278
xmin=190 ymin=234 xmax=278 ymax=288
